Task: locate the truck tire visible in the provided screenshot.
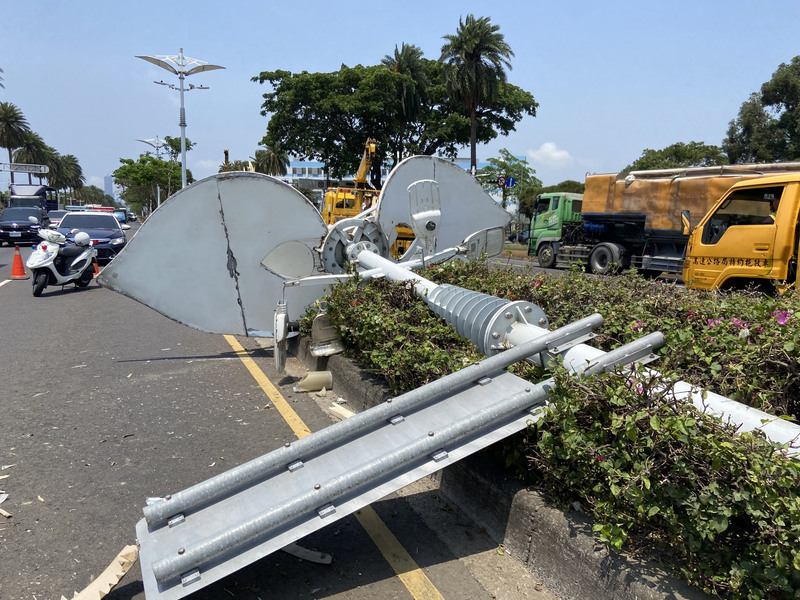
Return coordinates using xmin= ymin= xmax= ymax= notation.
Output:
xmin=537 ymin=243 xmax=557 ymax=269
xmin=589 ymin=244 xmax=621 ymax=275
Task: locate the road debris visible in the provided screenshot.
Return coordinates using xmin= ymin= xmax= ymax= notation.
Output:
xmin=59 ymin=544 xmax=138 ymax=600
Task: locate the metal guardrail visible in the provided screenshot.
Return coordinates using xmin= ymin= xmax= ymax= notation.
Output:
xmin=138 ymin=312 xmax=664 ymax=600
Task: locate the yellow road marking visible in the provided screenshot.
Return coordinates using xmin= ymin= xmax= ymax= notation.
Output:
xmin=223 ymin=335 xmax=445 ymax=600
xmin=355 ymin=507 xmax=446 ymax=599
xmin=224 ymin=335 xmax=312 ymax=438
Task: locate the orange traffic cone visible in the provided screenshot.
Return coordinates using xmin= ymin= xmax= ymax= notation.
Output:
xmin=92 ymin=255 xmax=100 ymax=276
xmin=11 ymin=245 xmax=30 ymax=280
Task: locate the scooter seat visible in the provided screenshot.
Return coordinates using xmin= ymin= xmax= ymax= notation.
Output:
xmin=60 ymin=244 xmax=85 ymax=258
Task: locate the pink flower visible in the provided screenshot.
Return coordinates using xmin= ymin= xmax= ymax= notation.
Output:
xmin=707 ymin=318 xmax=722 ymax=329
xmin=772 ymin=310 xmax=791 ymax=325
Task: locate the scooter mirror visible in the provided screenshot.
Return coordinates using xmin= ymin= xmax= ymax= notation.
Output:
xmin=28 ymin=216 xmax=39 ymax=225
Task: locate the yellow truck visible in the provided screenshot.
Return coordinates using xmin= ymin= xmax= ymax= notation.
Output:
xmin=541 ymin=163 xmax=800 ymax=286
xmin=683 ymin=171 xmax=800 ymax=291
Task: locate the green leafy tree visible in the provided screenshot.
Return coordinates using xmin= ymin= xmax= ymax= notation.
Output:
xmin=254 ymin=61 xmax=536 ymax=178
xmin=113 ymin=154 xmax=184 ymax=214
xmin=477 ymin=148 xmax=540 ymax=208
xmin=163 ymin=135 xmax=195 ymax=161
xmin=440 ymin=14 xmax=516 ymax=174
xmin=760 ymin=56 xmax=800 ymax=159
xmin=139 ymin=136 xmax=193 ymax=196
xmin=0 ymin=101 xmax=31 ymax=184
xmin=724 ymin=56 xmax=800 ymax=163
xmin=624 ymin=141 xmax=728 ymax=172
xmin=254 ymin=65 xmax=403 ymax=179
xmin=79 ymin=185 xmax=117 ymax=207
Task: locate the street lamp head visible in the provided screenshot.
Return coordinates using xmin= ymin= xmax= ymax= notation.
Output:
xmin=137 ymin=49 xmax=225 ymax=190
xmin=137 ymin=137 xmax=166 ymax=150
xmin=136 ymin=49 xmax=225 ymax=77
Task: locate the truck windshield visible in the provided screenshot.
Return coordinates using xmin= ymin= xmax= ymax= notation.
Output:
xmin=534 ymin=196 xmax=554 ymax=216
xmin=702 ymin=185 xmax=784 ymax=244
xmin=2 ymin=207 xmax=39 ymax=220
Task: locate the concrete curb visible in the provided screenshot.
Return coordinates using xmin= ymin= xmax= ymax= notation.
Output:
xmin=290 ymin=337 xmax=708 ymax=600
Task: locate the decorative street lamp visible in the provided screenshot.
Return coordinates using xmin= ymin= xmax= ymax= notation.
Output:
xmin=136 ymin=48 xmax=224 ymax=188
xmin=137 ymin=136 xmax=166 ymax=208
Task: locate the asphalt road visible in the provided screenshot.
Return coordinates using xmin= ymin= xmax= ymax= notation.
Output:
xmin=0 ymin=228 xmax=555 ymax=600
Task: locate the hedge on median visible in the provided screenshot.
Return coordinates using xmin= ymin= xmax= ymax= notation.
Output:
xmin=303 ymin=261 xmax=800 ymax=599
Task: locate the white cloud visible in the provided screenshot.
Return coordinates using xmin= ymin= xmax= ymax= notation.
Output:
xmin=527 ymin=143 xmax=573 ymax=168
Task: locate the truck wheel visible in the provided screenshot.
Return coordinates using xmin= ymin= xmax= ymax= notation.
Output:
xmin=589 ymin=244 xmax=621 ymax=275
xmin=537 ymin=243 xmax=557 ymax=269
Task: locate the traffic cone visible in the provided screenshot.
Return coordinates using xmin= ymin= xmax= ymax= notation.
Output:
xmin=11 ymin=245 xmax=30 ymax=280
xmin=92 ymin=255 xmax=100 ymax=276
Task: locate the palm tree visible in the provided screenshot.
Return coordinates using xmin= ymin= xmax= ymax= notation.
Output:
xmin=440 ymin=14 xmax=514 ymax=175
xmin=13 ymin=130 xmax=51 ymax=184
xmin=61 ymin=154 xmax=85 ymax=201
xmin=382 ymin=43 xmax=429 ymax=165
xmin=252 ymin=145 xmax=290 ymax=176
xmin=49 ymin=153 xmax=84 ymax=202
xmin=43 ymin=146 xmax=64 ymax=191
xmin=0 ymin=101 xmax=32 ymax=184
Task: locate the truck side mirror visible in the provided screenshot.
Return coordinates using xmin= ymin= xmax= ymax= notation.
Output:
xmin=681 ymin=210 xmax=691 ymax=235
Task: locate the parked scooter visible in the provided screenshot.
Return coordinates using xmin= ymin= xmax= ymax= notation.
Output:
xmin=26 ymin=218 xmax=96 ymax=297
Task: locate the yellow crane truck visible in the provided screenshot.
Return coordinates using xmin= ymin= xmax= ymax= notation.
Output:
xmin=321 ymin=139 xmax=379 ymax=224
xmin=321 ymin=139 xmax=414 ymax=257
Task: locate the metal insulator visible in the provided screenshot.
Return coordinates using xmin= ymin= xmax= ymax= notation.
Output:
xmin=425 ymin=284 xmax=508 ymax=353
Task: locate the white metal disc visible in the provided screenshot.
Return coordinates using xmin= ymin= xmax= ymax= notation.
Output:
xmin=376 ymin=156 xmax=511 ymax=260
xmin=97 ymin=172 xmax=328 ymax=336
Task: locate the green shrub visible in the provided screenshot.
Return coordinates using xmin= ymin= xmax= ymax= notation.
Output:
xmin=307 ymin=261 xmax=800 ymax=599
xmin=523 ymin=366 xmax=800 ymax=599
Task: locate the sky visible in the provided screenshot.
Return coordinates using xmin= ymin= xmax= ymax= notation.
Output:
xmin=2 ymin=0 xmax=799 ymax=198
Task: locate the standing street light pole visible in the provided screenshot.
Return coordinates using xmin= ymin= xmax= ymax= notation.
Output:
xmin=136 ymin=48 xmax=224 ymax=189
xmin=137 ymin=136 xmax=166 ymax=209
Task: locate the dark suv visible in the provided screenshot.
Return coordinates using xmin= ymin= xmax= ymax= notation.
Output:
xmin=0 ymin=207 xmax=50 ymax=246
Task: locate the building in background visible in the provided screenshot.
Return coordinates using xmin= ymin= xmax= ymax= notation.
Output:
xmin=104 ymin=175 xmax=115 ymax=201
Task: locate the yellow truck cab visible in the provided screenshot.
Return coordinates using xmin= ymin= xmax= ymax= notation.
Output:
xmin=683 ymin=173 xmax=800 ymax=291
